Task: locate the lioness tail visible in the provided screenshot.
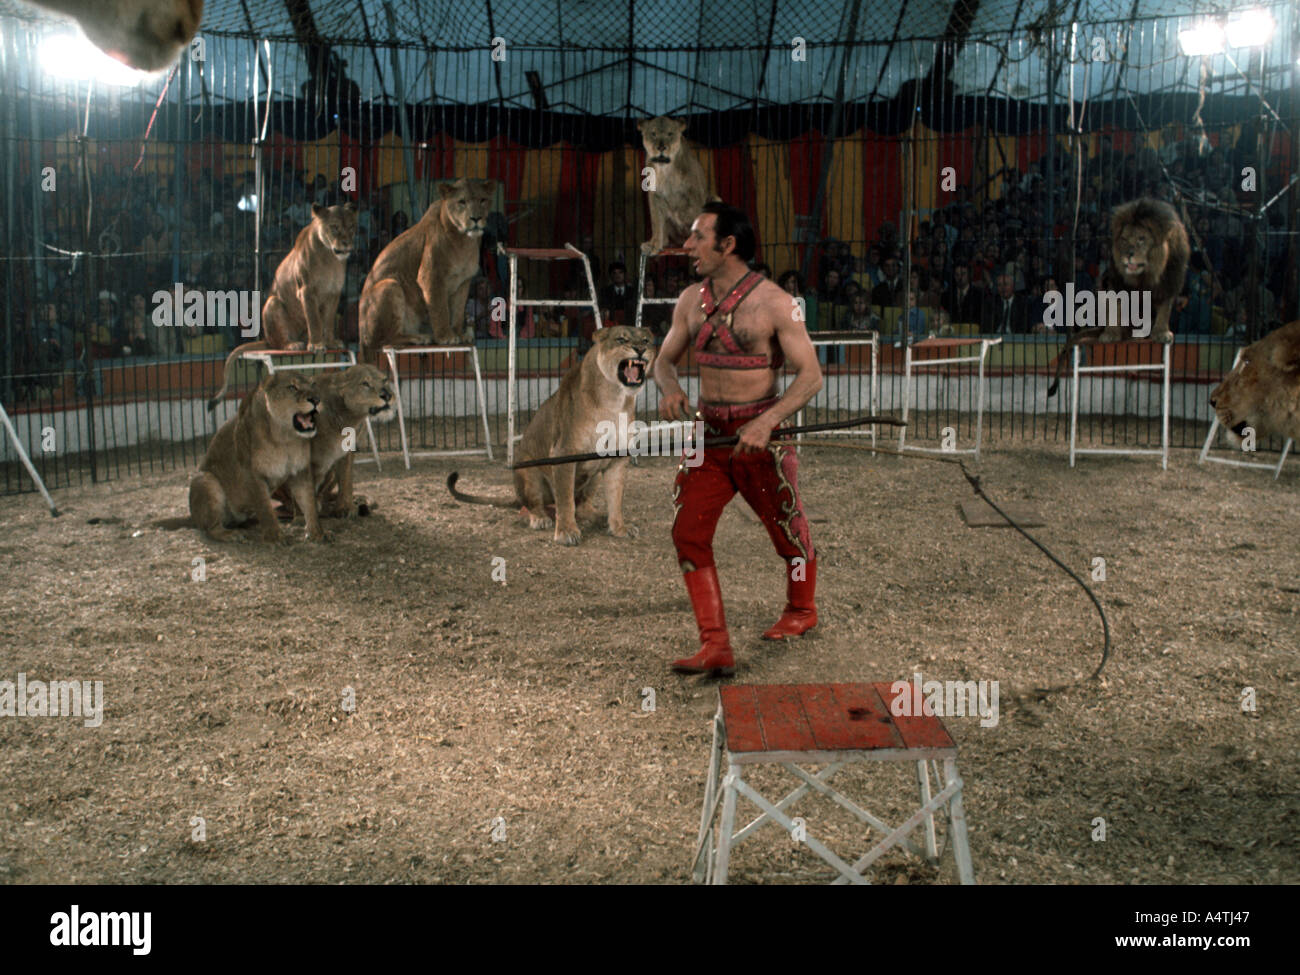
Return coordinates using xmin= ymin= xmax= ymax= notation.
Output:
xmin=207 ymin=340 xmax=270 ymax=412
xmin=446 ymin=472 xmax=517 ymax=509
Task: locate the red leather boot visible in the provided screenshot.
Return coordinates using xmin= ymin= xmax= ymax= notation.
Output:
xmin=762 ymin=558 xmax=818 ymax=640
xmin=671 ymin=565 xmax=736 ymax=676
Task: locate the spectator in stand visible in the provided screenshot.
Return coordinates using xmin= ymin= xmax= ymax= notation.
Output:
xmin=983 ymin=273 xmax=1033 ymax=335
xmin=32 ymin=300 xmax=76 ymax=377
xmin=466 ymin=277 xmax=496 ymax=339
xmin=871 ymin=255 xmax=905 ymax=310
xmin=90 ymin=291 xmax=121 ymax=358
xmin=1175 ymin=270 xmax=1215 ymax=335
xmin=817 ymin=267 xmax=845 ymax=331
xmin=599 ymin=261 xmax=634 ymax=325
xmin=121 ymin=292 xmax=154 ymax=357
xmin=664 ymin=267 xmax=684 ymax=298
xmin=492 ymin=277 xmax=536 ymax=340
xmin=777 ymin=270 xmax=817 ymax=333
xmin=640 ymin=277 xmax=672 ymax=338
xmin=845 ymin=291 xmax=880 ymax=333
xmin=1072 ymin=254 xmax=1094 ymax=293
xmin=902 ymin=289 xmax=928 ymax=343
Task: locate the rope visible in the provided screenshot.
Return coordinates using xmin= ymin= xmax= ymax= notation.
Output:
xmin=807 ymin=439 xmax=1112 ymax=695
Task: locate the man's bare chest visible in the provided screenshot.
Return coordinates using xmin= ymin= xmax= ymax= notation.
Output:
xmin=688 ymin=302 xmax=773 ymax=356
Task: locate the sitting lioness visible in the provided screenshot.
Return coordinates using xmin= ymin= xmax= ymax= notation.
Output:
xmin=1210 ymin=320 xmax=1300 ymax=446
xmin=447 ymin=326 xmax=656 ymax=545
xmin=359 ymin=178 xmax=496 ymax=362
xmin=207 ymin=202 xmax=358 ymax=411
xmin=189 ymin=372 xmax=324 ymax=544
xmin=637 ymin=116 xmax=718 ymax=255
xmin=305 ymin=364 xmax=396 ymax=517
xmin=31 ymin=0 xmax=203 ymax=71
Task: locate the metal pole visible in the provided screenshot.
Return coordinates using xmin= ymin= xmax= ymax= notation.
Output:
xmin=1046 ymin=27 xmax=1055 ymax=268
xmin=383 ymin=1 xmax=424 ymax=219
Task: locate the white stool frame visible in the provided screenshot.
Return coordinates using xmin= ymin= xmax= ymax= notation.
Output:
xmin=794 ymin=331 xmax=879 ymax=451
xmin=692 ymin=706 xmax=976 ymax=886
xmin=382 ymin=345 xmax=493 ymax=469
xmin=1198 ymin=348 xmax=1293 ymax=479
xmin=242 ymin=349 xmax=381 ymax=470
xmin=634 ymin=247 xmax=688 ymax=332
xmin=899 ymin=337 xmax=1001 ymax=460
xmin=1068 ymin=342 xmax=1171 ymax=469
xmin=503 ymin=243 xmax=604 ymax=469
xmin=0 ymin=400 xmax=59 ymax=515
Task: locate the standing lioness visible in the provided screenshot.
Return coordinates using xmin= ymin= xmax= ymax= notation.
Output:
xmin=448 ymin=326 xmax=656 ymax=545
xmin=189 ymin=372 xmax=324 ymax=544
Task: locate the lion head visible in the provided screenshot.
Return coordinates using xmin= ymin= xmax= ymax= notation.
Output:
xmin=311 ymin=202 xmax=359 ymax=261
xmin=438 ymin=178 xmax=496 ymax=238
xmin=637 ymin=117 xmax=688 ymax=166
xmin=1109 ymin=198 xmax=1186 ymax=291
xmin=1210 ymin=321 xmax=1300 ymax=444
xmin=259 ymin=372 xmax=320 ymax=439
xmin=591 ymin=326 xmax=656 ymax=390
xmin=324 ymin=364 xmax=396 ymax=424
xmin=43 ymin=0 xmax=204 ymax=72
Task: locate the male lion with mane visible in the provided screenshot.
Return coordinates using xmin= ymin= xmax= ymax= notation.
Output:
xmin=207 ymin=202 xmax=358 ymax=411
xmin=359 ymin=177 xmax=496 ymax=362
xmin=1210 ymin=320 xmax=1300 ymax=447
xmin=447 ymin=326 xmax=656 ymax=545
xmin=1047 ymin=197 xmax=1189 ymax=397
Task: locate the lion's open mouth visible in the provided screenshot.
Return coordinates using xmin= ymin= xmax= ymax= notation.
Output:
xmin=1230 ymin=420 xmax=1248 ymax=437
xmin=650 ymin=154 xmax=671 ymax=164
xmin=1124 ymin=261 xmax=1145 ymax=274
xmin=369 ymin=402 xmax=394 ymax=419
xmin=619 ymin=358 xmax=648 ymax=388
xmin=293 ymin=410 xmax=318 ymax=437
xmin=333 ymin=248 xmax=351 ymax=258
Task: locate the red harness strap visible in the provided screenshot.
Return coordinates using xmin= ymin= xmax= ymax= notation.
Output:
xmin=694 ymin=272 xmax=783 ymax=370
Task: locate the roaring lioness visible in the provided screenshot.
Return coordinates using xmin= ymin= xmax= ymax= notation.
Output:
xmin=306 ymin=364 xmax=396 ymax=517
xmin=189 ymin=372 xmax=324 ymax=544
xmin=30 ymin=0 xmax=203 ymax=71
xmin=638 ymin=116 xmax=718 ymax=255
xmin=359 ymin=178 xmax=496 ymax=362
xmin=1210 ymin=320 xmax=1300 ymax=446
xmin=447 ymin=326 xmax=656 ymax=545
xmin=207 ymin=202 xmax=358 ymax=411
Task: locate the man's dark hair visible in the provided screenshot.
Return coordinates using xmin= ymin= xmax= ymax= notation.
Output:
xmin=609 ymin=261 xmax=627 ymax=274
xmin=701 ymin=201 xmax=757 ymax=262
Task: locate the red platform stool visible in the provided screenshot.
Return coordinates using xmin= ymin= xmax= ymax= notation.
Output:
xmin=692 ymin=683 xmax=976 ymax=885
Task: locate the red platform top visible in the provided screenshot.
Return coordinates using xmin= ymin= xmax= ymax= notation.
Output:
xmin=502 ymin=247 xmax=585 ymax=259
xmin=911 ymin=337 xmax=1000 ymax=349
xmin=719 ymin=683 xmax=956 ymax=757
xmin=647 ymin=247 xmax=690 ymax=256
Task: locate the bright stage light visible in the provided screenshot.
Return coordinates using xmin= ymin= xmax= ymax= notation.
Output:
xmin=1225 ymin=10 xmax=1275 ymax=48
xmin=41 ymin=33 xmax=150 ymax=87
xmin=1178 ymin=23 xmax=1225 ymax=56
xmin=237 ymin=194 xmax=258 ymax=213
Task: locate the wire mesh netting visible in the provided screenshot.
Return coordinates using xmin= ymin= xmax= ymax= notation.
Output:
xmin=0 ymin=2 xmax=1296 ymax=494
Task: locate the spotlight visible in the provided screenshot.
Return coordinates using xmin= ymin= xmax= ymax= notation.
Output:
xmin=1178 ymin=23 xmax=1224 ymax=56
xmin=42 ymin=32 xmax=149 ymax=86
xmin=1225 ymin=10 xmax=1274 ymax=49
xmin=237 ymin=194 xmax=258 ymax=213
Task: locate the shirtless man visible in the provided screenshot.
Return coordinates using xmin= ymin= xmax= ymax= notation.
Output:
xmin=654 ymin=201 xmax=824 ymax=676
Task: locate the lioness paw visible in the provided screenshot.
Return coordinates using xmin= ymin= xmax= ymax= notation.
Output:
xmin=528 ymin=514 xmax=553 ymax=530
xmin=554 ymin=527 xmax=581 ymax=546
xmin=608 ymin=522 xmax=638 ymax=538
xmin=641 ymin=241 xmax=658 ymax=255
xmin=286 ymin=341 xmax=306 ymax=351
